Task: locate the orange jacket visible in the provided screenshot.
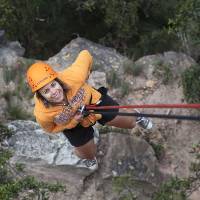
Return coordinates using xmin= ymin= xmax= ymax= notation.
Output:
xmin=34 ymin=50 xmax=102 ymax=133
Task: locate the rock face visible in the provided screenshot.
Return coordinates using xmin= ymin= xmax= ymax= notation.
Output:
xmin=47 ymin=37 xmax=126 ymax=73
xmin=0 ymin=30 xmax=25 ymax=67
xmin=0 ymin=32 xmax=26 ymax=121
xmin=7 ymin=120 xmax=99 ymax=167
xmin=98 ymin=133 xmax=163 ymax=200
xmin=6 ymin=120 xmax=162 ymax=200
xmin=0 ymin=34 xmax=25 ymax=90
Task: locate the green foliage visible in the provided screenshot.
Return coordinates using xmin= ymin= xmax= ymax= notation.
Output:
xmin=15 ymin=163 xmax=25 ymax=172
xmin=2 ymin=91 xmax=33 ymax=120
xmin=0 ymin=148 xmax=65 ymax=200
xmin=0 ymin=149 xmax=12 ymax=185
xmin=123 ymin=59 xmax=143 ymax=76
xmin=0 ymin=129 xmax=65 ymax=199
xmin=99 ymin=0 xmax=180 ymax=57
xmin=106 ymin=69 xmax=130 ymax=97
xmin=168 ymin=0 xmax=200 ymax=58
xmin=150 ymin=142 xmax=165 ymax=160
xmin=153 ymin=141 xmax=200 ymax=200
xmin=1 ymin=59 xmax=35 ymax=120
xmin=7 ymin=104 xmax=33 ymax=120
xmin=98 ymin=126 xmax=112 ymax=134
xmin=182 ymin=64 xmax=200 ymax=103
xmin=17 ymin=59 xmax=35 ymax=100
xmin=111 ymin=142 xmax=200 ymax=200
xmin=112 ymin=175 xmax=137 ymax=200
xmin=2 ymin=59 xmax=34 ymax=100
xmin=106 ymin=70 xmax=120 ymax=88
xmin=0 ymin=149 xmax=12 ymax=166
xmin=103 ymin=0 xmax=139 ymax=40
xmin=0 ymin=176 xmax=65 ymax=200
xmin=133 ymin=29 xmax=180 ymax=59
xmin=152 ymin=177 xmax=189 ymax=200
xmin=0 ymin=0 xmax=42 ymax=57
xmin=153 ymin=60 xmax=173 ymax=84
xmin=79 ymin=0 xmax=139 ymax=42
xmin=120 ymin=81 xmax=130 ymax=97
xmin=190 ymin=162 xmax=200 ymax=172
xmin=0 ymin=123 xmax=13 ymax=142
xmin=189 ymin=142 xmax=200 ymax=172
xmin=3 ymin=67 xmax=16 ymax=84
xmin=98 ymin=125 xmax=129 ymax=135
xmin=0 ymin=0 xmax=181 ymax=60
xmin=0 ymin=0 xmax=105 ymax=59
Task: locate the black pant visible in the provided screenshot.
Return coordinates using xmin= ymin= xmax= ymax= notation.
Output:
xmin=63 ymin=87 xmax=119 ymax=147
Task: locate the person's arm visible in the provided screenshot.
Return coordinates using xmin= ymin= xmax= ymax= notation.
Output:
xmin=36 ymin=116 xmax=80 ymax=133
xmin=62 ymin=50 xmax=93 ymax=84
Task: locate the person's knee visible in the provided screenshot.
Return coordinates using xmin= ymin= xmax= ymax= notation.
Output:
xmin=74 ymin=148 xmax=85 ymax=159
xmin=74 ymin=140 xmax=97 ymax=159
xmin=106 ymin=116 xmax=136 ymax=129
xmin=131 ymin=117 xmax=136 ymax=128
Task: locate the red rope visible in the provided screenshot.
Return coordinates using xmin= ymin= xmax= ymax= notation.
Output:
xmin=86 ymin=103 xmax=200 ymax=110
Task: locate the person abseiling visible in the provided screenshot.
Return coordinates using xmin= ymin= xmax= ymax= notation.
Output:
xmin=26 ymin=50 xmax=153 ymax=170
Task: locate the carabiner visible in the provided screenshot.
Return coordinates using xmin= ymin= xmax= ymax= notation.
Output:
xmin=78 ymin=105 xmax=85 ymax=114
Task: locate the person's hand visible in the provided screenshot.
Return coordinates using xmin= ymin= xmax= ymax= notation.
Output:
xmin=74 ymin=105 xmax=85 ymax=122
xmin=74 ymin=111 xmax=84 ymax=122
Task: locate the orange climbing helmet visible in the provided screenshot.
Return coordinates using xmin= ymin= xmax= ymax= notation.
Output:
xmin=26 ymin=62 xmax=58 ymax=92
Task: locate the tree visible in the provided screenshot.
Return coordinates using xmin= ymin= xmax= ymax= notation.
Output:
xmin=169 ymin=0 xmax=200 ymax=60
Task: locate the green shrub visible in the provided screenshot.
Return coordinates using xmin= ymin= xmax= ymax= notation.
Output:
xmin=2 ymin=68 xmax=17 ymax=84
xmin=6 ymin=105 xmax=33 ymax=120
xmin=0 ymin=123 xmax=13 ymax=142
xmin=152 ymin=177 xmax=189 ymax=200
xmin=106 ymin=69 xmax=131 ymax=97
xmin=168 ymin=0 xmax=200 ymax=59
xmin=0 ymin=176 xmax=65 ymax=200
xmin=106 ymin=70 xmax=120 ymax=88
xmin=98 ymin=126 xmax=129 ymax=135
xmin=150 ymin=142 xmax=165 ymax=160
xmin=153 ymin=61 xmax=173 ymax=84
xmin=112 ymin=175 xmax=137 ymax=200
xmin=153 ymin=141 xmax=200 ymax=199
xmin=123 ymin=59 xmax=143 ymax=76
xmin=0 ymin=148 xmax=65 ymax=200
xmin=2 ymin=59 xmax=34 ymax=100
xmin=190 ymin=142 xmax=200 ymax=172
xmin=0 ymin=0 xmax=181 ymax=60
xmin=111 ymin=142 xmax=200 ymax=200
xmin=15 ymin=163 xmax=26 ymax=172
xmin=182 ymin=64 xmax=200 ymax=103
xmin=0 ymin=149 xmax=12 ymax=185
xmin=2 ymin=90 xmax=33 ymax=120
xmin=0 ymin=133 xmax=65 ymax=199
xmin=120 ymin=81 xmax=130 ymax=97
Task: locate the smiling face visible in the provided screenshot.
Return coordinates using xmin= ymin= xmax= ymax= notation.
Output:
xmin=39 ymin=80 xmax=64 ymax=103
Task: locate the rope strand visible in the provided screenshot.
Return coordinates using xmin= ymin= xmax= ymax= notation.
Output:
xmin=88 ymin=111 xmax=200 ymax=121
xmin=86 ymin=104 xmax=200 ymax=110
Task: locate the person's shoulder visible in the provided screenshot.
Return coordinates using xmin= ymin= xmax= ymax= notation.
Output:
xmin=58 ymin=71 xmax=72 ymax=83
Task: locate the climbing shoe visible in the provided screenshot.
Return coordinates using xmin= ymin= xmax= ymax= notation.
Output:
xmin=135 ymin=109 xmax=153 ymax=130
xmin=78 ymin=157 xmax=98 ymax=171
